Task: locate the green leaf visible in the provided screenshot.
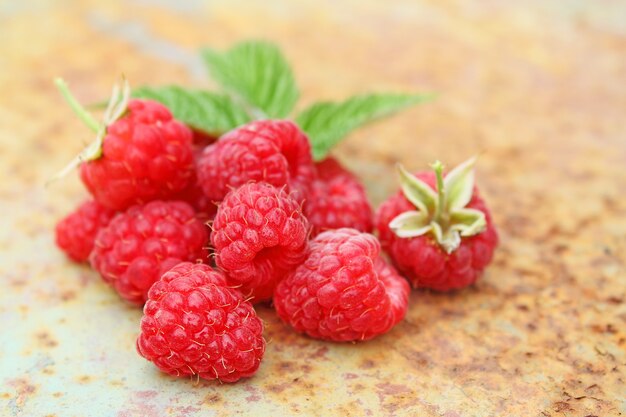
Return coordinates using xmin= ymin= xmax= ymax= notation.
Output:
xmin=201 ymin=41 xmax=299 ymax=118
xmin=296 ymin=93 xmax=434 ymax=160
xmin=133 ymin=85 xmax=252 ymax=135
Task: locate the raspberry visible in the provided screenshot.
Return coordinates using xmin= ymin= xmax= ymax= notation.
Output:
xmin=171 ymin=145 xmax=218 ymax=222
xmin=55 ymin=200 xmax=116 ymax=262
xmin=197 ymin=120 xmax=315 ymax=203
xmin=172 ymin=181 xmax=218 ymax=222
xmin=91 ymin=201 xmax=209 ymax=304
xmin=136 ymin=262 xmax=265 ymax=383
xmin=80 ymin=99 xmax=195 ymax=210
xmin=211 ymin=182 xmax=310 ymax=303
xmin=304 ymin=158 xmax=373 ymax=236
xmin=191 ymin=129 xmax=217 ymax=148
xmin=273 ymin=228 xmax=410 ymax=342
xmin=376 ymin=161 xmax=498 ymax=291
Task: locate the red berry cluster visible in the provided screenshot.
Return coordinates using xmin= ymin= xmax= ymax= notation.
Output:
xmin=55 ymin=99 xmax=497 ymax=383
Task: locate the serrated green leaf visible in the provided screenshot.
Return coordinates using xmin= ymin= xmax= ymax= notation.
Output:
xmin=133 ymin=85 xmax=252 ymax=135
xmin=201 ymin=41 xmax=299 ymax=118
xmin=296 ymin=93 xmax=434 ymax=160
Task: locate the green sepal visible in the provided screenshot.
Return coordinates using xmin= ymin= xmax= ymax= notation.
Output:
xmin=390 ymin=157 xmax=486 ymax=253
xmin=49 ymin=76 xmax=130 ymax=184
xmin=388 ymin=210 xmax=431 ymax=238
xmin=449 ymin=208 xmax=486 ymax=237
xmin=396 ymin=164 xmax=437 ymax=214
xmin=444 ymin=156 xmax=476 ymax=211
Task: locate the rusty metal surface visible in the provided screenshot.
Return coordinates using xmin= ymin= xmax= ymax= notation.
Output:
xmin=1 ymin=1 xmax=625 ymax=416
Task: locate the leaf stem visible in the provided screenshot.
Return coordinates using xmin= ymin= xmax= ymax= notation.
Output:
xmin=431 ymin=161 xmax=447 ymax=226
xmin=54 ymin=78 xmax=100 ymax=133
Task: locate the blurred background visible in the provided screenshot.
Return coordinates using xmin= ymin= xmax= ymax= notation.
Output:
xmin=1 ymin=1 xmax=624 ymax=416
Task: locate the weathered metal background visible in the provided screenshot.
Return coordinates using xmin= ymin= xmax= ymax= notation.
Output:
xmin=1 ymin=0 xmax=625 ymax=416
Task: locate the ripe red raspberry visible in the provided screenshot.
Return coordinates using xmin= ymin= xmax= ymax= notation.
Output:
xmin=171 ymin=145 xmax=218 ymax=222
xmin=304 ymin=158 xmax=373 ymax=236
xmin=172 ymin=181 xmax=218 ymax=222
xmin=273 ymin=228 xmax=410 ymax=342
xmin=136 ymin=262 xmax=265 ymax=383
xmin=211 ymin=182 xmax=310 ymax=303
xmin=191 ymin=129 xmax=217 ymax=148
xmin=197 ymin=120 xmax=315 ymax=203
xmin=55 ymin=200 xmax=116 ymax=262
xmin=91 ymin=201 xmax=209 ymax=304
xmin=376 ymin=159 xmax=498 ymax=291
xmin=80 ymin=99 xmax=195 ymax=210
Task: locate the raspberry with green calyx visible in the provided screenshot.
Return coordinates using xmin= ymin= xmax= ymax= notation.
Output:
xmin=376 ymin=157 xmax=498 ymax=291
xmin=52 ymin=77 xmax=195 ymax=210
xmin=391 ymin=157 xmax=486 ymax=254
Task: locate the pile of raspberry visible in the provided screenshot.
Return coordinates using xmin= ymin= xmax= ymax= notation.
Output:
xmin=55 ymin=99 xmax=498 ymax=383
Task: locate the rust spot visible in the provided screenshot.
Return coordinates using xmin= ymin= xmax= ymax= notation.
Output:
xmin=53 ymin=392 xmax=63 ymax=398
xmin=553 ymin=401 xmax=573 ymax=412
xmin=42 ymin=367 xmax=54 ymax=375
xmin=277 ymin=361 xmax=296 ymax=372
xmin=45 ymin=414 xmax=57 ymax=417
xmin=134 ymin=390 xmax=157 ymax=398
xmin=60 ymin=290 xmax=77 ymax=301
xmin=376 ymin=383 xmax=412 ymax=396
xmin=310 ymin=345 xmax=329 ymax=359
xmin=202 ymin=392 xmax=222 ymax=404
xmin=590 ymin=323 xmax=618 ymax=334
xmin=399 ymin=350 xmax=430 ymax=370
xmin=1 ymin=392 xmax=10 ymax=399
xmin=606 ymin=296 xmax=622 ymax=304
xmin=35 ymin=331 xmax=58 ymax=348
xmin=553 ymin=244 xmax=568 ymax=255
xmin=8 ymin=378 xmax=37 ymax=407
xmin=360 ymin=359 xmax=376 ymax=369
xmin=77 ymin=375 xmax=92 ymax=383
xmin=110 ymin=380 xmax=124 ymax=387
xmin=244 ymin=385 xmax=261 ymax=402
xmin=11 ymin=279 xmax=27 ymax=288
xmin=268 ymin=381 xmax=291 ymax=394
